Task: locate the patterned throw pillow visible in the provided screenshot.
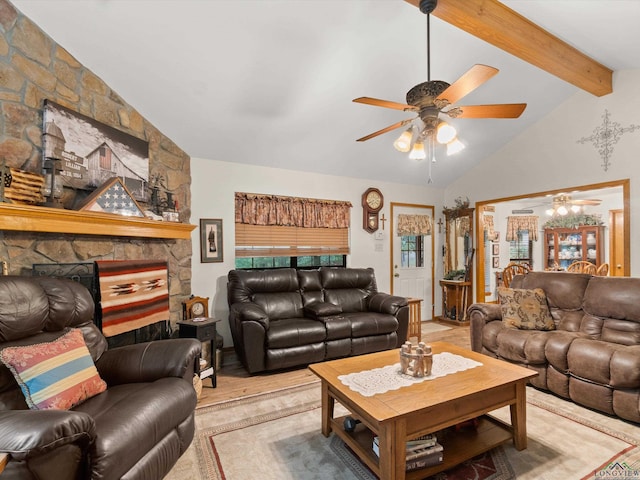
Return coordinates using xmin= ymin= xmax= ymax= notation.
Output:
xmin=0 ymin=329 xmax=107 ymax=410
xmin=497 ymin=287 xmax=556 ymax=331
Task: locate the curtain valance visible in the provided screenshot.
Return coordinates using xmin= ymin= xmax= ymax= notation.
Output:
xmin=483 ymin=215 xmax=495 ymax=238
xmin=506 ymin=216 xmax=539 ymax=241
xmin=235 ymin=193 xmax=352 ymax=228
xmin=396 ymin=214 xmax=432 ymax=236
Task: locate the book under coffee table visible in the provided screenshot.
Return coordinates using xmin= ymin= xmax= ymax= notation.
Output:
xmin=309 ymin=341 xmax=537 ymax=480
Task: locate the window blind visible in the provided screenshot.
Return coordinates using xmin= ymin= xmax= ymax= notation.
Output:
xmin=235 ymin=224 xmax=349 ymax=257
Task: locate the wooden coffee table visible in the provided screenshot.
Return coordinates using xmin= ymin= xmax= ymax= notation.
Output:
xmin=309 ymin=341 xmax=537 ymax=480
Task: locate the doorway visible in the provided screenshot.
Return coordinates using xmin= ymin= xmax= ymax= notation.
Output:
xmin=474 ymin=179 xmax=630 ymax=303
xmin=389 ymin=203 xmax=434 ymax=321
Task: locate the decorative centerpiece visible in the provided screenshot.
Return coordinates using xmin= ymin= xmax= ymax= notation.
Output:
xmin=400 ymin=341 xmax=433 ymax=377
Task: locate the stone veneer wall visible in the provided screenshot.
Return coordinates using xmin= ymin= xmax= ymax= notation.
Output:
xmin=0 ymin=0 xmax=192 ymax=327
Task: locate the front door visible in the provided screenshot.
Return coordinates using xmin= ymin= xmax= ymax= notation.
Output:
xmin=390 ymin=203 xmax=434 ymax=320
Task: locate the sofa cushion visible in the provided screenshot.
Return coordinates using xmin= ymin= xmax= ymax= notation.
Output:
xmin=266 ymin=318 xmax=326 ymax=349
xmin=73 ymin=377 xmax=196 ymax=479
xmin=497 ymin=287 xmax=555 ymax=331
xmin=344 ymin=312 xmax=398 ymax=338
xmin=495 ymin=328 xmax=549 ymax=364
xmin=512 ymin=271 xmax=590 ymax=310
xmin=0 ymin=329 xmax=106 ymax=410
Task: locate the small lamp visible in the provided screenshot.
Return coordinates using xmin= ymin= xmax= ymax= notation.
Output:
xmin=436 ymin=122 xmax=456 ymax=144
xmin=408 ymin=140 xmax=426 ymax=161
xmin=42 ymin=158 xmax=64 ymax=208
xmin=393 ymin=127 xmax=414 ymax=152
xmin=446 ymin=138 xmax=465 ymax=156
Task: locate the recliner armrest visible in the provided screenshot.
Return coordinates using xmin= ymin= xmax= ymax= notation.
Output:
xmin=96 ymin=338 xmax=201 ymax=385
xmin=468 ymin=303 xmax=503 ymax=352
xmin=304 ymin=302 xmax=342 ymax=319
xmin=0 ymin=410 xmax=95 ymax=460
xmin=367 ymin=293 xmax=408 ymax=315
xmin=229 ymin=303 xmax=270 ymax=329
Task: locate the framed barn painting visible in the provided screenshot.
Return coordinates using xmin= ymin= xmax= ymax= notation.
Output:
xmin=200 ymin=219 xmax=223 ymax=263
xmin=42 ymin=99 xmax=149 ymax=201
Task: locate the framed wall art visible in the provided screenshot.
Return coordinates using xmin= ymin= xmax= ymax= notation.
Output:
xmin=492 ymin=243 xmax=500 ymax=256
xmin=200 ymin=219 xmax=223 ymax=263
xmin=492 ymin=256 xmax=500 ymax=269
xmin=43 ymin=99 xmax=149 ymax=201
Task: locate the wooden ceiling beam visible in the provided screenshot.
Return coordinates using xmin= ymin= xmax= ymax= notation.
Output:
xmin=404 ymin=0 xmax=613 ymax=97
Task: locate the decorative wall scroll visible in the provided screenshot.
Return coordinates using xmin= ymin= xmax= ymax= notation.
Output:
xmin=577 ymin=109 xmax=640 ymax=172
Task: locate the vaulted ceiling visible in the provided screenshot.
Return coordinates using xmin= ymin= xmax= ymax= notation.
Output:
xmin=12 ymin=0 xmax=640 ymax=188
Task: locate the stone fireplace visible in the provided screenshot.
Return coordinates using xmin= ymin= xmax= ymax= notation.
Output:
xmin=0 ymin=1 xmax=194 ymax=328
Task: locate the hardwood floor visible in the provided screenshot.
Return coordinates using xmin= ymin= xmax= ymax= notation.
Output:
xmin=197 ymin=321 xmax=470 ymax=405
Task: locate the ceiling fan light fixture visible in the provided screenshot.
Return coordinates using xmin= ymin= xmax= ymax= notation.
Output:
xmin=545 ymin=208 xmax=555 ymax=216
xmin=557 ymin=205 xmax=569 ymax=216
xmin=446 ymin=137 xmax=465 ymax=155
xmin=436 ymin=122 xmax=456 ymax=144
xmin=571 ymin=204 xmax=581 ymax=213
xmin=409 ymin=140 xmax=426 ymax=161
xmin=393 ymin=127 xmax=414 ymax=152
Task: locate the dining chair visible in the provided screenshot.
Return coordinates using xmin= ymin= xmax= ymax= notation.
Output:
xmin=502 ymin=262 xmax=532 ymax=288
xmin=595 ymin=263 xmax=609 ymax=276
xmin=566 ymin=261 xmax=597 ymax=274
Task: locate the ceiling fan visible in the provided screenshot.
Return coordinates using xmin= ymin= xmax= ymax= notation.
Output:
xmin=353 ymin=0 xmax=526 ymax=181
xmin=546 ymin=194 xmax=601 ymax=216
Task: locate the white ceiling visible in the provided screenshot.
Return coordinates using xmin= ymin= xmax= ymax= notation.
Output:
xmin=12 ymin=0 xmax=640 ymax=188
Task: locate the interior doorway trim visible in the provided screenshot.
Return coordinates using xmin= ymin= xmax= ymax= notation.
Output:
xmin=474 ymin=179 xmax=630 ymax=303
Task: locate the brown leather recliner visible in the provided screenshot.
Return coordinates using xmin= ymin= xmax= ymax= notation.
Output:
xmin=228 ymin=267 xmax=409 ymax=374
xmin=0 ymin=276 xmax=201 ymax=480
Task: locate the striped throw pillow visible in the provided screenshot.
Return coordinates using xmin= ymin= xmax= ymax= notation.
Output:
xmin=0 ymin=329 xmax=107 ymax=410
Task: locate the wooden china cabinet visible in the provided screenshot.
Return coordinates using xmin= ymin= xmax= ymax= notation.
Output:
xmin=544 ymin=225 xmax=604 ymax=271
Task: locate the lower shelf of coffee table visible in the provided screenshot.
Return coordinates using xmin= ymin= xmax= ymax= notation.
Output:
xmin=331 ymin=414 xmax=512 ymax=479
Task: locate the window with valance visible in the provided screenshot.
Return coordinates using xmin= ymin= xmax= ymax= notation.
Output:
xmin=396 ymin=214 xmax=432 ymax=236
xmin=234 ymin=192 xmax=352 ymax=258
xmin=506 ymin=216 xmax=539 ymax=241
xmin=483 ymin=215 xmax=495 ymax=239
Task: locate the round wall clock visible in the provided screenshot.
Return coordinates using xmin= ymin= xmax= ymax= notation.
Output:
xmin=183 ymin=295 xmax=209 ymax=319
xmin=362 ymin=187 xmax=384 ymax=233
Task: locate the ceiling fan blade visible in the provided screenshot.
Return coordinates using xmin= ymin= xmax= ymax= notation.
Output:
xmin=356 ymin=119 xmax=413 ymax=142
xmin=435 ymin=64 xmax=499 ymax=105
xmin=353 ymin=97 xmax=417 ymax=112
xmin=451 ymin=103 xmax=527 ymax=119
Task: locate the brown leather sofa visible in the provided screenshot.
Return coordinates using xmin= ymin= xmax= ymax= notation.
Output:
xmin=227 ymin=267 xmax=409 ymax=374
xmin=0 ymin=276 xmax=201 ymax=480
xmin=469 ymin=271 xmax=640 ymax=424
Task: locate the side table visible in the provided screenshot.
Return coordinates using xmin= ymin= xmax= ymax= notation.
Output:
xmin=177 ymin=317 xmax=220 ymax=388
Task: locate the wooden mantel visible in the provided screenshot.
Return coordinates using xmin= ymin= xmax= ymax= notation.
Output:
xmin=0 ymin=203 xmax=195 ymax=240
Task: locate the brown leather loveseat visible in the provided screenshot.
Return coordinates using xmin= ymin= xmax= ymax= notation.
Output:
xmin=469 ymin=271 xmax=640 ymax=424
xmin=0 ymin=276 xmax=201 ymax=479
xmin=227 ymin=267 xmax=409 ymax=374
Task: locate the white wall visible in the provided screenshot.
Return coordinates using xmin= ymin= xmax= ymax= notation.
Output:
xmin=189 ymin=159 xmax=443 ymax=346
xmin=445 ymin=69 xmax=640 ymax=275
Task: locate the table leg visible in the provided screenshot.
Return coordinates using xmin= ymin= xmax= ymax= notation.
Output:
xmin=320 ymin=382 xmax=334 ymax=437
xmin=510 ymin=381 xmax=528 ymax=450
xmin=378 ymin=420 xmax=405 ymax=480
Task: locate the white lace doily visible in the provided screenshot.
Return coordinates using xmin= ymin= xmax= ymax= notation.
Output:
xmin=338 ymin=352 xmax=483 ymax=397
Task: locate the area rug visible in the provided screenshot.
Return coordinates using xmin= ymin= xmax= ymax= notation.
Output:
xmin=421 ymin=321 xmax=452 ymax=334
xmin=166 ymin=382 xmax=640 ymax=480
